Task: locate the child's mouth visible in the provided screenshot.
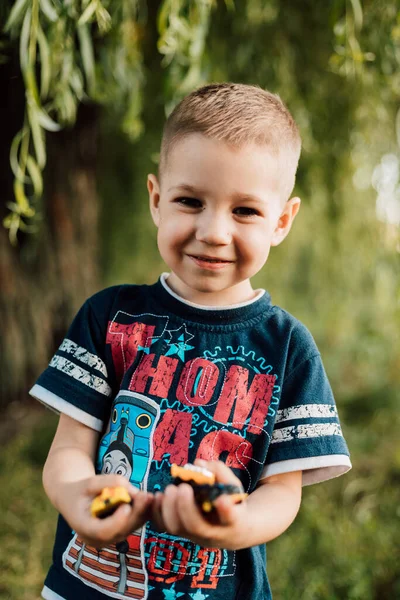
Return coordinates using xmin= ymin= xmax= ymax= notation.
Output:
xmin=188 ymin=255 xmax=233 ymax=269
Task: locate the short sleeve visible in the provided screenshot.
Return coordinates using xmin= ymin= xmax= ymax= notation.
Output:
xmin=261 ymin=354 xmax=351 ymax=486
xmin=29 ymin=295 xmax=113 ymax=432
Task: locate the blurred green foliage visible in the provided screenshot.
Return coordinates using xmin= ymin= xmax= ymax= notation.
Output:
xmin=1 ymin=0 xmax=399 ymax=598
xmin=0 ymin=411 xmax=58 ymax=600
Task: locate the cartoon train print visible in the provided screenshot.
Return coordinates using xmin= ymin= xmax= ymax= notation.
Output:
xmin=62 ymin=391 xmax=160 ymax=600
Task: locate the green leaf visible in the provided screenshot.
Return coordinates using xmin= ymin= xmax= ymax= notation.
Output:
xmin=27 ymin=104 xmax=46 ymax=168
xmin=25 ymin=66 xmax=40 ymax=106
xmin=19 ymin=6 xmax=31 ymax=72
xmin=6 ymin=201 xmax=21 ymax=212
xmin=157 ymin=0 xmax=171 ymax=34
xmin=39 ymin=0 xmax=58 ymax=22
xmin=57 ymin=86 xmax=77 ymax=123
xmin=36 ymin=106 xmax=61 ymax=132
xmin=96 ymin=5 xmax=112 ymax=34
xmin=3 ymin=213 xmax=14 ymax=227
xmin=350 ymin=0 xmax=363 ymax=31
xmin=13 ymin=179 xmax=32 ymax=214
xmin=77 ymin=23 xmax=96 ymax=95
xmin=37 ymin=25 xmax=51 ymax=99
xmin=69 ymin=69 xmax=84 ymax=100
xmin=4 ymin=0 xmax=29 ymax=32
xmin=10 ymin=129 xmax=31 ymax=184
xmin=26 ymin=155 xmax=43 ymax=197
xmin=6 ymin=199 xmax=34 ymax=219
xmin=77 ymin=1 xmax=97 ymax=27
xmin=5 ymin=213 xmax=21 ymax=245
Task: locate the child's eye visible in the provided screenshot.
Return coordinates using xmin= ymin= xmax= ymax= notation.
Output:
xmin=175 ymin=197 xmax=202 ymax=208
xmin=234 ymin=206 xmax=259 ymax=217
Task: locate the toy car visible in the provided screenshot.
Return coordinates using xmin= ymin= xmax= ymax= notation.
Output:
xmin=171 ymin=463 xmax=248 ymax=513
xmin=90 ymin=486 xmax=132 ymax=518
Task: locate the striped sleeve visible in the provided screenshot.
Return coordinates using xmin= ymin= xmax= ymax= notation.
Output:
xmin=29 ymin=297 xmax=113 ymax=431
xmin=261 ymin=355 xmax=351 ymax=486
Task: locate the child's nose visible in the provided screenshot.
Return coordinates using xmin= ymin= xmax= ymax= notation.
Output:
xmin=195 ymin=212 xmax=232 ymax=245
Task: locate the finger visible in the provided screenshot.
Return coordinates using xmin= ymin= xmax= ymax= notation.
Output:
xmin=176 ymin=484 xmax=212 ymax=538
xmin=162 ymin=485 xmax=185 ymax=535
xmin=122 ymin=491 xmax=153 ymax=534
xmin=88 ymin=491 xmax=151 ymax=541
xmin=212 ymin=494 xmax=238 ymax=526
xmin=85 ymin=502 xmax=132 ymax=543
xmin=195 ymin=460 xmax=243 ymax=487
xmin=151 ymin=492 xmax=166 ymax=532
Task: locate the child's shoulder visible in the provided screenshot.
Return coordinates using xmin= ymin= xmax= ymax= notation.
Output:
xmin=82 ymin=282 xmax=154 ymax=323
xmin=263 ymin=302 xmax=321 ymax=362
xmin=87 ymin=282 xmax=151 ymax=307
xmin=267 ymin=302 xmax=316 ymax=340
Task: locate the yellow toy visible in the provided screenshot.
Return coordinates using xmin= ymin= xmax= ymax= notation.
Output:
xmin=171 ymin=463 xmax=248 ymax=513
xmin=90 ymin=486 xmax=131 ymax=519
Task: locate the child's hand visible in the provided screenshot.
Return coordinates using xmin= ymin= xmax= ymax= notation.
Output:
xmin=151 ymin=459 xmax=249 ymax=550
xmin=57 ymin=474 xmax=153 ymax=548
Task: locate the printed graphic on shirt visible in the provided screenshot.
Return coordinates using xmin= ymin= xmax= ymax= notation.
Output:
xmin=62 ymin=312 xmax=279 ymax=598
xmin=143 ymin=343 xmax=278 ymax=593
xmin=62 ymin=391 xmax=160 ymax=599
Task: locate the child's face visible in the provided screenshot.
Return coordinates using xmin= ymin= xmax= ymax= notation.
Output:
xmin=148 ymin=134 xmax=300 ymax=305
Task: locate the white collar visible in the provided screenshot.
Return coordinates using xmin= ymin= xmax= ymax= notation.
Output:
xmin=160 ymin=272 xmax=265 ymax=311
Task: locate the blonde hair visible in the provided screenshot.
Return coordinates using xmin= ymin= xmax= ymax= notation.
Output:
xmin=159 ymin=82 xmax=301 ymax=199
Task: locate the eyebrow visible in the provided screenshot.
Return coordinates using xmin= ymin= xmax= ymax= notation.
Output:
xmin=169 ymin=183 xmax=264 ymax=204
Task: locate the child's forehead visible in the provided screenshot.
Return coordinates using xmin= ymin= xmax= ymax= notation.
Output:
xmin=162 ymin=133 xmax=290 ymax=201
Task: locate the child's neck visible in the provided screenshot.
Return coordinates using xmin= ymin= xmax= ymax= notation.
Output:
xmin=163 ymin=273 xmax=258 ymax=308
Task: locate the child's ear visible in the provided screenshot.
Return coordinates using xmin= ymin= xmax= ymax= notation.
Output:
xmin=147 ymin=174 xmax=161 ymax=227
xmin=271 ymin=197 xmax=301 ymax=246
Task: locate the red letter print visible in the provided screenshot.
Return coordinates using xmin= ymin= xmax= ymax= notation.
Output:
xmin=129 ymin=354 xmax=178 ymax=397
xmin=197 ymin=430 xmax=253 ymax=469
xmin=153 ymin=409 xmax=192 ymax=465
xmin=176 ymin=358 xmax=219 ymax=407
xmin=106 ymin=321 xmax=155 ymax=383
xmin=214 ymin=366 xmax=275 ymax=434
xmin=147 ymin=537 xmax=189 ymax=583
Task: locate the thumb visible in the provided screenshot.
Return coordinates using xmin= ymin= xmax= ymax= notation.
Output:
xmin=194 ymin=459 xmax=243 ymax=487
xmin=86 ymin=474 xmax=139 ymax=498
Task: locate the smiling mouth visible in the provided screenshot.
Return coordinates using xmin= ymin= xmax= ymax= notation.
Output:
xmin=189 ymin=255 xmax=233 ymax=263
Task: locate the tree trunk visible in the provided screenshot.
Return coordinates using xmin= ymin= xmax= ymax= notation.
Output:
xmin=0 ymin=52 xmax=100 ymax=416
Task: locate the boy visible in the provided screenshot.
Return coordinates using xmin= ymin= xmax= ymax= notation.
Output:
xmin=30 ymin=83 xmax=351 ymax=600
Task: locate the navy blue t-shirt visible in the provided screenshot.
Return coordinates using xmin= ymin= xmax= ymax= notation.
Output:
xmin=30 ymin=274 xmax=351 ymax=600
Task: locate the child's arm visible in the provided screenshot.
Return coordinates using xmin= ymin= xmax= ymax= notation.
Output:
xmin=43 ymin=414 xmax=153 ymax=548
xmin=151 ymin=460 xmax=301 ymax=550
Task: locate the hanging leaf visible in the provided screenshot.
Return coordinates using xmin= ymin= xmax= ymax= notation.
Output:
xmin=4 ymin=0 xmax=29 ymax=32
xmin=10 ymin=128 xmax=31 ymax=183
xmin=69 ymin=69 xmax=85 ymax=100
xmin=27 ymin=103 xmax=46 ymax=168
xmin=77 ymin=23 xmax=96 ymax=95
xmin=26 ymin=155 xmax=43 ymax=197
xmin=77 ymin=1 xmax=97 ymax=27
xmin=37 ymin=24 xmax=51 ymax=99
xmin=350 ymin=0 xmax=363 ymax=32
xmin=36 ymin=106 xmax=61 ymax=131
xmin=4 ymin=212 xmax=21 ymax=245
xmin=13 ymin=179 xmax=34 ymax=215
xmin=39 ymin=0 xmax=58 ymax=23
xmin=19 ymin=6 xmax=31 ymax=72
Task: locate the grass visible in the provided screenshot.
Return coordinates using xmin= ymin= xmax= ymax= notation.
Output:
xmin=0 ymin=409 xmax=58 ymax=600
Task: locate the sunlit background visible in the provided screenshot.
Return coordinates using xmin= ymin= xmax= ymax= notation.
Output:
xmin=0 ymin=1 xmax=399 ymax=598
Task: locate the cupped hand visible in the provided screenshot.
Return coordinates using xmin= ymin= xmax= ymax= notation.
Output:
xmin=58 ymin=474 xmax=153 ymax=548
xmin=150 ymin=459 xmax=248 ymax=550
